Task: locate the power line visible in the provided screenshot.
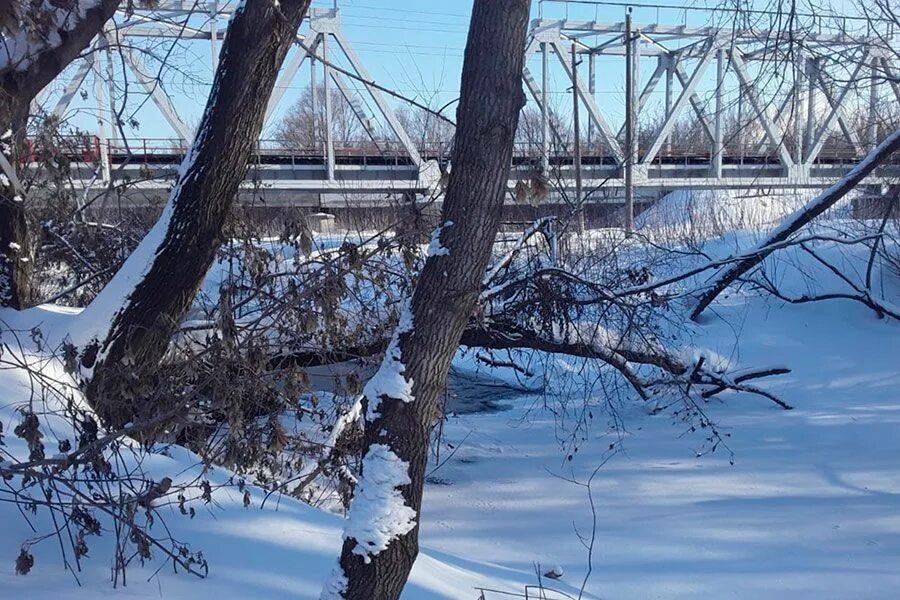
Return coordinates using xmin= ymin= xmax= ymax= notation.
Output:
xmin=353 ymin=39 xmax=465 ymax=51
xmin=539 ymin=0 xmax=885 ymax=23
xmin=340 ymin=17 xmax=468 ymax=34
xmin=338 ymin=13 xmax=468 ymax=29
xmin=334 ymin=44 xmax=464 ymax=58
xmin=89 ymin=77 xmax=685 ymax=97
xmin=318 ymin=2 xmax=471 ymax=19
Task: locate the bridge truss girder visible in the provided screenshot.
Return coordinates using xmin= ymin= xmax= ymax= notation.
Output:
xmin=28 ymin=5 xmax=898 ymax=197
xmin=525 ymin=17 xmax=897 ymax=186
xmin=35 ymin=4 xmax=431 ymax=186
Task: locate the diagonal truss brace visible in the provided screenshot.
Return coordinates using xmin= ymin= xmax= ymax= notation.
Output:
xmin=331 ymin=70 xmax=382 ymax=148
xmin=730 ymin=51 xmax=794 ymax=168
xmin=880 ymin=57 xmax=900 ymax=105
xmin=752 ymin=88 xmax=793 ymax=153
xmin=51 ymin=55 xmax=95 ymax=119
xmin=641 ymin=42 xmax=716 ymax=165
xmin=522 ymin=38 xmax=567 ymax=150
xmin=617 ymin=56 xmax=667 ymax=139
xmin=264 ymin=35 xmax=321 ymax=125
xmin=331 ymin=30 xmax=423 ymax=167
xmin=819 ymin=83 xmax=863 ymax=156
xmin=121 ymin=47 xmax=193 ymax=142
xmin=522 ymin=66 xmax=567 ymax=148
xmin=806 ymin=58 xmax=868 ymax=162
xmin=550 ymin=41 xmax=624 ymax=163
xmin=262 ymin=32 xmax=381 ymax=149
xmin=673 ymin=61 xmax=715 ymax=142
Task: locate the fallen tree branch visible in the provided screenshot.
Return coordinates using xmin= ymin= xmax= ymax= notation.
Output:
xmin=486 ymin=233 xmax=885 ymax=309
xmin=267 ymin=321 xmax=791 ymax=410
xmin=691 ymin=127 xmax=900 ymax=321
xmin=462 ymin=323 xmax=793 ymax=410
xmin=749 ymin=275 xmax=900 ymax=321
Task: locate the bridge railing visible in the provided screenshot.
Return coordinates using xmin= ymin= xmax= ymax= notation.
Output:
xmin=50 ymin=136 xmax=892 ymax=175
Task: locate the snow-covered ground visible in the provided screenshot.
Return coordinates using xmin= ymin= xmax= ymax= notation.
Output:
xmin=429 ymin=295 xmax=900 ymax=598
xmin=1 ymin=210 xmax=898 ymax=598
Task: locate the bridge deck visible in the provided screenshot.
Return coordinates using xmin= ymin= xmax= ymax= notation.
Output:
xmin=36 ymin=137 xmax=898 ymax=200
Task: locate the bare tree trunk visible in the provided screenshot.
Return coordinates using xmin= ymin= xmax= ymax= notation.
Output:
xmin=325 ymin=2 xmax=530 ymax=598
xmin=0 ymin=188 xmax=31 ymax=309
xmin=78 ymin=0 xmax=311 ymax=424
xmin=0 ymin=99 xmax=31 ymax=308
xmin=691 ymin=127 xmax=900 ymax=321
xmin=0 ymin=0 xmax=122 ymax=308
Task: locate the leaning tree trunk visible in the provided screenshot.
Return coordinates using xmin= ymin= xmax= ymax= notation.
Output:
xmin=76 ymin=0 xmax=311 ymax=425
xmin=1 ymin=0 xmax=122 ymax=308
xmin=0 ymin=186 xmax=31 ymax=308
xmin=691 ymin=127 xmax=900 ymax=321
xmin=0 ymin=100 xmax=31 ymax=308
xmin=323 ymin=2 xmax=530 ymax=598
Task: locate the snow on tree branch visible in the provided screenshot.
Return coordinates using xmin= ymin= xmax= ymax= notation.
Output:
xmin=0 ymin=0 xmax=116 ymax=75
xmin=362 ymin=302 xmax=415 ymax=420
xmin=342 ymin=444 xmax=417 ymax=561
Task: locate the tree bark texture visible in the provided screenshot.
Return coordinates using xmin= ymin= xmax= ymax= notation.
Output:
xmin=81 ymin=0 xmax=311 ymax=424
xmin=0 ymin=0 xmax=122 ymax=308
xmin=691 ymin=127 xmax=900 ymax=321
xmin=332 ymin=2 xmax=531 ymax=598
xmin=0 ymin=110 xmax=31 ymax=308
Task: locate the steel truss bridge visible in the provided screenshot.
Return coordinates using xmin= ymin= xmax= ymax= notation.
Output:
xmin=34 ymin=3 xmax=900 ymax=206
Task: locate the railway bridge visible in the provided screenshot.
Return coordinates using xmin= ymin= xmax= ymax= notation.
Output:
xmin=31 ymin=2 xmax=900 ymax=211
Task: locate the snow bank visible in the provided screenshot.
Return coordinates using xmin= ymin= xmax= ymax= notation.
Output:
xmin=635 ymin=189 xmax=839 ymax=241
xmin=0 ymin=313 xmax=535 ymax=598
xmin=4 ymin=215 xmax=896 ymax=599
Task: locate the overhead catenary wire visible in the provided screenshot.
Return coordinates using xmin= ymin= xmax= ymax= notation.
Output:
xmin=311 ymin=1 xmax=470 ymax=19
xmin=538 ymin=0 xmax=890 ymax=24
xmin=293 ymin=38 xmax=456 ymax=126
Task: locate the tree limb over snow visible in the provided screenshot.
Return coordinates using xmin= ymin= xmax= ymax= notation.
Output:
xmin=691 ymin=127 xmax=900 ymax=321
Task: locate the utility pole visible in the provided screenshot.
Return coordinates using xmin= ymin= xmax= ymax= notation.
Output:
xmin=209 ymin=1 xmax=219 ymax=69
xmin=624 ymin=8 xmax=634 ymax=233
xmin=588 ymin=52 xmax=595 ymax=150
xmin=572 ymin=43 xmax=584 ymax=234
xmin=541 ymin=42 xmax=549 ymax=174
xmin=323 ymin=33 xmax=335 ymax=181
xmin=103 ymin=33 xmax=118 ymax=147
xmin=310 ymin=33 xmax=318 ymax=149
xmin=793 ymin=57 xmax=805 ymax=165
xmin=737 ymin=81 xmax=744 ymax=165
xmin=805 ymin=57 xmax=817 ymax=158
xmin=664 ymin=55 xmax=673 ymax=156
xmin=868 ymin=58 xmax=880 ymax=150
xmin=94 ymin=37 xmax=111 ymax=183
xmin=712 ymin=47 xmax=724 ymax=179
